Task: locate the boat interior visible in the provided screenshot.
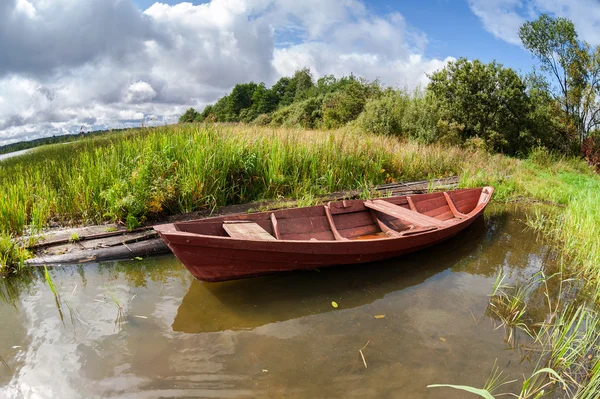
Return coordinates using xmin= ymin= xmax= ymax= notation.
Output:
xmin=172 ymin=187 xmax=492 ymax=242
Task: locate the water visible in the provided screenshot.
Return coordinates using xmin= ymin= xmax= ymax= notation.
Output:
xmin=0 ymin=206 xmax=557 ymax=398
xmin=0 ymin=149 xmax=31 ymax=162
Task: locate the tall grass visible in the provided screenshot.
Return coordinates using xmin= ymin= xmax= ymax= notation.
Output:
xmin=0 ymin=125 xmax=511 ymax=244
xmin=0 ymin=124 xmax=476 ymax=236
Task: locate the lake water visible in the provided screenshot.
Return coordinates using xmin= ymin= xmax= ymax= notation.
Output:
xmin=0 ymin=206 xmax=557 ymax=398
xmin=0 ymin=149 xmax=31 ymax=162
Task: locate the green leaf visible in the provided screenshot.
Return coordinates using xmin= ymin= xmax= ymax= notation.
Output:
xmin=530 ymin=368 xmax=566 ymax=385
xmin=427 ymin=384 xmax=496 ymax=399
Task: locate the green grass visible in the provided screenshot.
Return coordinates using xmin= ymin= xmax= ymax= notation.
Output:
xmin=0 ymin=234 xmax=30 ymax=276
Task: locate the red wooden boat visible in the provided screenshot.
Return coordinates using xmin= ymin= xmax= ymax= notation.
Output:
xmin=154 ymin=186 xmax=494 ymax=282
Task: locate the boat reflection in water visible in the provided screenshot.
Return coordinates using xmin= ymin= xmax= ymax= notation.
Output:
xmin=173 ymin=213 xmax=497 ymax=334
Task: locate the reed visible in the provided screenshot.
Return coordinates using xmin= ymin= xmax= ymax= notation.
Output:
xmin=0 ymin=233 xmax=30 ymax=276
xmin=0 ymin=125 xmax=477 ymax=238
xmin=44 ymin=266 xmax=65 ymax=325
xmin=432 ymin=270 xmax=600 ymax=398
xmin=487 ymin=272 xmax=532 ymax=346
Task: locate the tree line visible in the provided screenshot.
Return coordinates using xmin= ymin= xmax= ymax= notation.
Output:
xmin=180 ymin=14 xmax=600 ymax=163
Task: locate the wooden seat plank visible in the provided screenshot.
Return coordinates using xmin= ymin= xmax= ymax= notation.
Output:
xmin=223 ymin=222 xmax=276 ymax=241
xmin=364 ymin=200 xmax=447 ymax=228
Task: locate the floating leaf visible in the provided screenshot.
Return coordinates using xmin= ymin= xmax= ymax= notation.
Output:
xmin=440 ymin=337 xmax=447 ymax=342
xmin=374 ymin=315 xmax=385 ymax=319
xmin=331 ymin=301 xmax=339 ymax=308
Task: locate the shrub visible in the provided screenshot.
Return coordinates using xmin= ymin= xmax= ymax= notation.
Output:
xmin=270 ymin=97 xmax=324 ymax=129
xmin=582 ymin=135 xmax=600 ymax=170
xmin=356 ymin=88 xmax=440 ymax=141
xmin=253 ymin=113 xmax=272 ymax=126
xmin=356 ymin=90 xmax=406 ymax=135
xmin=428 ymin=58 xmax=532 ymax=154
xmin=322 ymin=81 xmax=368 ymax=129
xmin=178 ymin=107 xmax=200 ymax=123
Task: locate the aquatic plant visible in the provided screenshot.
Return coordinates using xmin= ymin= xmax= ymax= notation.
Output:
xmin=0 ymin=232 xmax=30 ymax=276
xmin=433 ymin=271 xmax=600 ymax=398
xmin=487 ymin=272 xmax=532 ymax=346
xmin=44 ymin=265 xmax=65 ymax=325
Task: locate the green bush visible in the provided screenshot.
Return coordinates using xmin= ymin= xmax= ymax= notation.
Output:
xmin=253 ymin=113 xmax=272 ymax=126
xmin=356 ymin=88 xmax=439 ymax=141
xmin=356 ymin=90 xmax=408 ymax=135
xmin=271 ymin=97 xmax=324 ymax=129
xmin=428 ymin=58 xmax=532 ymax=154
xmin=178 ymin=107 xmax=200 ymax=123
xmin=322 ymin=81 xmax=368 ymax=129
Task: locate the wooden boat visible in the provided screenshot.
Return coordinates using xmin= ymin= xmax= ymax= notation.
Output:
xmin=154 ymin=186 xmax=494 ymax=282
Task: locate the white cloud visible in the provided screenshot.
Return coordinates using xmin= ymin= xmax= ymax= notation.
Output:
xmin=15 ymin=0 xmax=37 ymax=18
xmin=125 ymin=81 xmax=158 ymax=104
xmin=469 ymin=0 xmax=600 ymax=46
xmin=468 ymin=0 xmax=527 ymax=45
xmin=0 ymin=0 xmax=453 ymax=146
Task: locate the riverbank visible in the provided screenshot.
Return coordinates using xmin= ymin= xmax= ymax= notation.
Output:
xmin=1 ymin=124 xmax=598 ymax=279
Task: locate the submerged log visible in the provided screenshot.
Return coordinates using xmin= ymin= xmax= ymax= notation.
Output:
xmin=26 ymin=239 xmax=170 ymax=266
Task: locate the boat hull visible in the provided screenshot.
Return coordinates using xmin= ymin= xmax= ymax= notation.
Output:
xmin=155 ymin=188 xmax=491 ymax=282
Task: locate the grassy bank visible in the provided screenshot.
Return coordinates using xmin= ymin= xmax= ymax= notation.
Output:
xmin=0 ymin=124 xmax=598 ymax=277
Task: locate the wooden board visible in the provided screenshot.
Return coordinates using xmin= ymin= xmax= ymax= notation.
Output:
xmin=364 ymin=200 xmax=447 ymax=228
xmin=222 ymin=222 xmax=276 ymax=241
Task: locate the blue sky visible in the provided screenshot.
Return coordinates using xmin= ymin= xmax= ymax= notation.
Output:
xmin=1 ymin=0 xmax=598 ymax=145
xmin=394 ymin=0 xmax=535 ymax=73
xmin=131 ymin=0 xmax=537 ymax=74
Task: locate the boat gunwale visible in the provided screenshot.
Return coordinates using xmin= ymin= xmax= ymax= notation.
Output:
xmin=154 ymin=187 xmax=493 ymax=245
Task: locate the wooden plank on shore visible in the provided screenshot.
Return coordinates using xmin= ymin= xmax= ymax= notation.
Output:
xmin=24 ymin=225 xmax=153 ymax=248
xmin=324 ymin=176 xmax=459 ymax=202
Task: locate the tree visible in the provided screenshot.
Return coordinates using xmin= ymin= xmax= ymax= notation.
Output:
xmin=519 ymin=14 xmax=600 ymax=144
xmin=211 ymin=96 xmax=230 ymax=121
xmin=226 ymin=82 xmax=258 ymax=121
xmin=428 ymin=58 xmax=532 ymax=154
xmin=322 ymin=79 xmax=369 ymax=129
xmin=179 ymin=107 xmax=200 ymax=123
xmin=197 ymin=105 xmax=214 ymax=122
xmin=251 ymin=83 xmax=279 ymax=116
xmin=292 ymin=68 xmax=315 ymax=102
xmin=272 ymin=77 xmax=295 ymax=107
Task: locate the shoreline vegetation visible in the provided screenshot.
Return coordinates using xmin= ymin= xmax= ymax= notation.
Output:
xmin=1 ymin=12 xmax=600 ymax=399
xmin=1 ymin=123 xmax=599 ymax=289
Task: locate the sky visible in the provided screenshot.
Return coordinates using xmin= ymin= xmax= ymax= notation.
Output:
xmin=1 ymin=0 xmax=600 ymax=146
